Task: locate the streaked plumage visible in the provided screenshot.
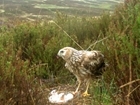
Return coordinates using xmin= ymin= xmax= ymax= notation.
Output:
xmin=57 ymin=47 xmax=105 ymax=96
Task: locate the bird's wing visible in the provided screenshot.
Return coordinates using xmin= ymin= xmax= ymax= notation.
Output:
xmin=81 ymin=50 xmax=105 ymax=76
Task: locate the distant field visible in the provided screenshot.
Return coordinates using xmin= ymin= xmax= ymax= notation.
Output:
xmin=0 ymin=0 xmax=123 ymax=21
xmin=0 ymin=9 xmax=5 ymax=13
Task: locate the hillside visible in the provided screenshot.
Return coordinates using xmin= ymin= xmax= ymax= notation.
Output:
xmin=0 ymin=0 xmax=123 ymax=21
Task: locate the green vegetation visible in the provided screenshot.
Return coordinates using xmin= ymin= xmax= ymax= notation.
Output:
xmin=0 ymin=0 xmax=140 ymax=105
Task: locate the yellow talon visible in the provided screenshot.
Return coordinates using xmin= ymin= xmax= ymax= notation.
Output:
xmin=82 ymin=79 xmax=90 ymax=97
xmin=82 ymin=92 xmax=90 ymax=97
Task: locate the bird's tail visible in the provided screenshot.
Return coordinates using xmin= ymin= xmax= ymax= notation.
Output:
xmin=94 ymin=62 xmax=108 ymax=77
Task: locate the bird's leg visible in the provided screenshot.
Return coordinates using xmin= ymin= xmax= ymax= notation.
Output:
xmin=74 ymin=80 xmax=81 ymax=94
xmin=82 ymin=79 xmax=90 ymax=97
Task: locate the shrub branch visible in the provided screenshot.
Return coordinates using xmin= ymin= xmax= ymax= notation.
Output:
xmin=86 ymin=36 xmax=109 ymax=50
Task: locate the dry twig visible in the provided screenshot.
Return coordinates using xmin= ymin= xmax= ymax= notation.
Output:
xmin=48 ymin=20 xmax=84 ymax=50
xmin=120 ymin=79 xmax=140 ymax=88
xmin=86 ymin=36 xmax=109 ymax=50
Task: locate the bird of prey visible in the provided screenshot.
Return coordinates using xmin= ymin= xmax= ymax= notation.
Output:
xmin=57 ymin=47 xmax=106 ymax=96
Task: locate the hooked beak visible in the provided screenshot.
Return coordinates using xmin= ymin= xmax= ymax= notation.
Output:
xmin=57 ymin=55 xmax=60 ymax=59
xmin=57 ymin=52 xmax=60 ymax=59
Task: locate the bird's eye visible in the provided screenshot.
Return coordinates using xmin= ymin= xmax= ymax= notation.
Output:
xmin=60 ymin=50 xmax=64 ymax=53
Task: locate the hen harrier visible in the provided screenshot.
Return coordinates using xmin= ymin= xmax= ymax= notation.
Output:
xmin=57 ymin=47 xmax=106 ymax=96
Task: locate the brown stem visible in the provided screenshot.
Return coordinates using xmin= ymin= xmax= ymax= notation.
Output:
xmin=126 ymin=54 xmax=132 ymax=105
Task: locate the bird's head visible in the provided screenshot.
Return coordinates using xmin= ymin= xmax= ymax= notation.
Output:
xmin=57 ymin=47 xmax=77 ymax=60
